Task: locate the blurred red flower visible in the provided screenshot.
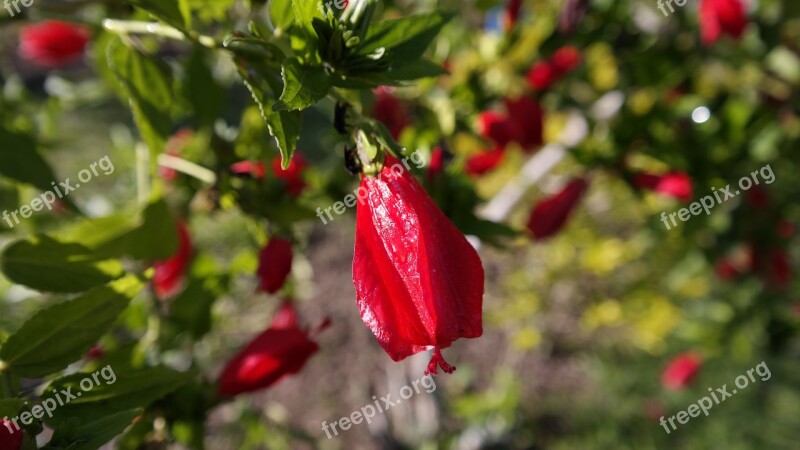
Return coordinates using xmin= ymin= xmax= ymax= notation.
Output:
xmin=662 ymin=352 xmax=703 ymax=390
xmin=755 ymin=249 xmax=793 ymax=289
xmin=633 ymin=171 xmax=693 ymax=202
xmin=699 ymin=0 xmax=747 ymax=46
xmin=504 ymin=0 xmax=523 ymax=30
xmin=526 ymin=178 xmax=589 ymax=240
xmin=217 ymin=303 xmax=321 ymax=396
xmin=271 ymin=154 xmax=308 ymax=197
xmin=374 ymin=87 xmax=410 ymax=139
xmin=153 ymin=221 xmax=192 ymax=300
xmin=257 ymin=237 xmax=293 ymax=294
xmin=527 ymin=61 xmax=559 ymax=91
xmin=353 ymin=156 xmax=484 ymax=375
xmin=427 ymin=147 xmax=446 ymax=181
xmin=0 ymin=418 xmax=23 ymax=450
xmin=85 ymin=345 xmax=105 ymax=360
xmin=230 ymin=161 xmax=267 ymax=180
xmin=466 ymin=149 xmax=505 ymax=177
xmin=478 ymin=111 xmax=515 ymax=148
xmin=551 ymin=46 xmax=582 ymax=73
xmin=503 ymin=96 xmax=544 ymax=149
xmin=19 ymin=20 xmax=90 ymax=68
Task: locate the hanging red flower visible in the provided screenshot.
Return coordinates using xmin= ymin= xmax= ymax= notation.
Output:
xmin=0 ymin=418 xmax=23 ymax=450
xmin=18 ymin=20 xmax=90 ymax=68
xmin=526 ymin=178 xmax=589 ymax=239
xmin=353 ymin=156 xmax=485 ymax=375
xmin=271 ymin=154 xmax=308 ymax=197
xmin=426 ymin=147 xmax=446 ymax=181
xmin=257 ymin=237 xmax=293 ymax=294
xmin=661 ymin=352 xmax=703 ymax=390
xmin=217 ymin=303 xmax=322 ymax=397
xmin=527 ymin=61 xmax=559 ymax=91
xmin=699 ymin=0 xmax=747 ymax=46
xmin=153 ymin=221 xmax=193 ymax=299
xmin=633 ymin=171 xmax=693 ymax=202
xmin=551 ymin=46 xmax=582 ymax=73
xmin=526 ymin=46 xmax=582 ymax=91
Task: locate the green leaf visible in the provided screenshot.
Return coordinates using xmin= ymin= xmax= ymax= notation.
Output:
xmin=46 ymin=367 xmax=193 ymax=424
xmin=273 ymin=59 xmax=330 ymax=112
xmin=107 ymin=38 xmax=175 ymax=159
xmin=0 ymin=276 xmax=143 ymax=377
xmin=123 ymin=0 xmax=188 ymax=30
xmin=290 ymin=0 xmax=323 ymax=60
xmin=360 ymin=12 xmax=453 ymax=60
xmin=0 ymin=126 xmax=60 ymax=195
xmin=184 ymin=49 xmax=224 ymax=127
xmin=169 ymin=275 xmax=224 ymax=339
xmin=236 ymin=64 xmax=302 ymax=168
xmin=385 ymin=58 xmax=447 ymax=81
xmin=57 ymin=198 xmax=178 ymax=261
xmin=0 ymin=235 xmax=125 ymax=293
xmin=0 ymin=399 xmax=24 ymax=418
xmin=269 ymin=0 xmax=294 ymax=30
xmin=47 ymin=409 xmax=142 ymax=450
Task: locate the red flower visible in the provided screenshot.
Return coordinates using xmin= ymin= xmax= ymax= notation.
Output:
xmin=551 ymin=46 xmax=582 ymax=74
xmin=353 ymin=156 xmax=484 ymax=375
xmin=153 ymin=221 xmax=193 ymax=299
xmin=745 ymin=185 xmax=769 ymax=209
xmin=0 ymin=418 xmax=23 ymax=450
xmin=503 ymin=96 xmax=544 ymax=150
xmin=526 ymin=178 xmax=588 ymax=239
xmin=661 ymin=352 xmax=703 ymax=390
xmin=527 ymin=61 xmax=558 ymax=91
xmin=755 ymin=249 xmax=793 ymax=288
xmin=699 ymin=0 xmax=747 ymax=46
xmin=466 ymin=149 xmax=506 ymax=177
xmin=230 ymin=161 xmax=267 ymax=180
xmin=18 ymin=21 xmax=90 ymax=68
xmin=633 ymin=171 xmax=693 ymax=202
xmin=477 ymin=111 xmax=515 ymax=148
xmin=504 ymin=0 xmax=523 ymax=30
xmin=271 ymin=154 xmax=308 ymax=197
xmin=85 ymin=345 xmax=105 ymax=360
xmin=217 ymin=304 xmax=321 ymax=397
xmin=777 ymin=220 xmax=795 ymax=239
xmin=374 ymin=87 xmax=410 ymax=139
xmin=427 ymin=147 xmax=446 ymax=181
xmin=257 ymin=237 xmax=293 ymax=294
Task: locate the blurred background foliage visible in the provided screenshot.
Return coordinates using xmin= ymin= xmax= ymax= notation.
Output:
xmin=0 ymin=0 xmax=799 ymax=449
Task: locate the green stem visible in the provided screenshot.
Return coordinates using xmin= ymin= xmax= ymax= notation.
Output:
xmin=102 ymin=19 xmax=219 ymax=48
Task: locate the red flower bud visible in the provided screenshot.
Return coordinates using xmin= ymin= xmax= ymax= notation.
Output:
xmin=526 ymin=178 xmax=588 ymax=239
xmin=217 ymin=304 xmax=321 ymax=397
xmin=153 ymin=221 xmax=193 ymax=299
xmin=85 ymin=345 xmax=105 ymax=360
xmin=19 ymin=21 xmax=90 ymax=68
xmin=466 ymin=149 xmax=506 ymax=177
xmin=527 ymin=61 xmax=558 ymax=91
xmin=550 ymin=46 xmax=582 ymax=74
xmin=633 ymin=171 xmax=693 ymax=202
xmin=661 ymin=352 xmax=702 ymax=390
xmin=353 ymin=156 xmax=484 ymax=375
xmin=0 ymin=418 xmax=23 ymax=450
xmin=699 ymin=0 xmax=747 ymax=46
xmin=426 ymin=147 xmax=446 ymax=181
xmin=271 ymin=153 xmax=308 ymax=197
xmin=230 ymin=161 xmax=267 ymax=180
xmin=257 ymin=238 xmax=293 ymax=294
xmin=374 ymin=87 xmax=411 ymax=140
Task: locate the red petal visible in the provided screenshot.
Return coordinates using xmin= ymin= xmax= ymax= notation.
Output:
xmin=526 ymin=178 xmax=588 ymax=239
xmin=353 ymin=157 xmax=484 ymax=365
xmin=257 ymin=238 xmax=293 ymax=294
